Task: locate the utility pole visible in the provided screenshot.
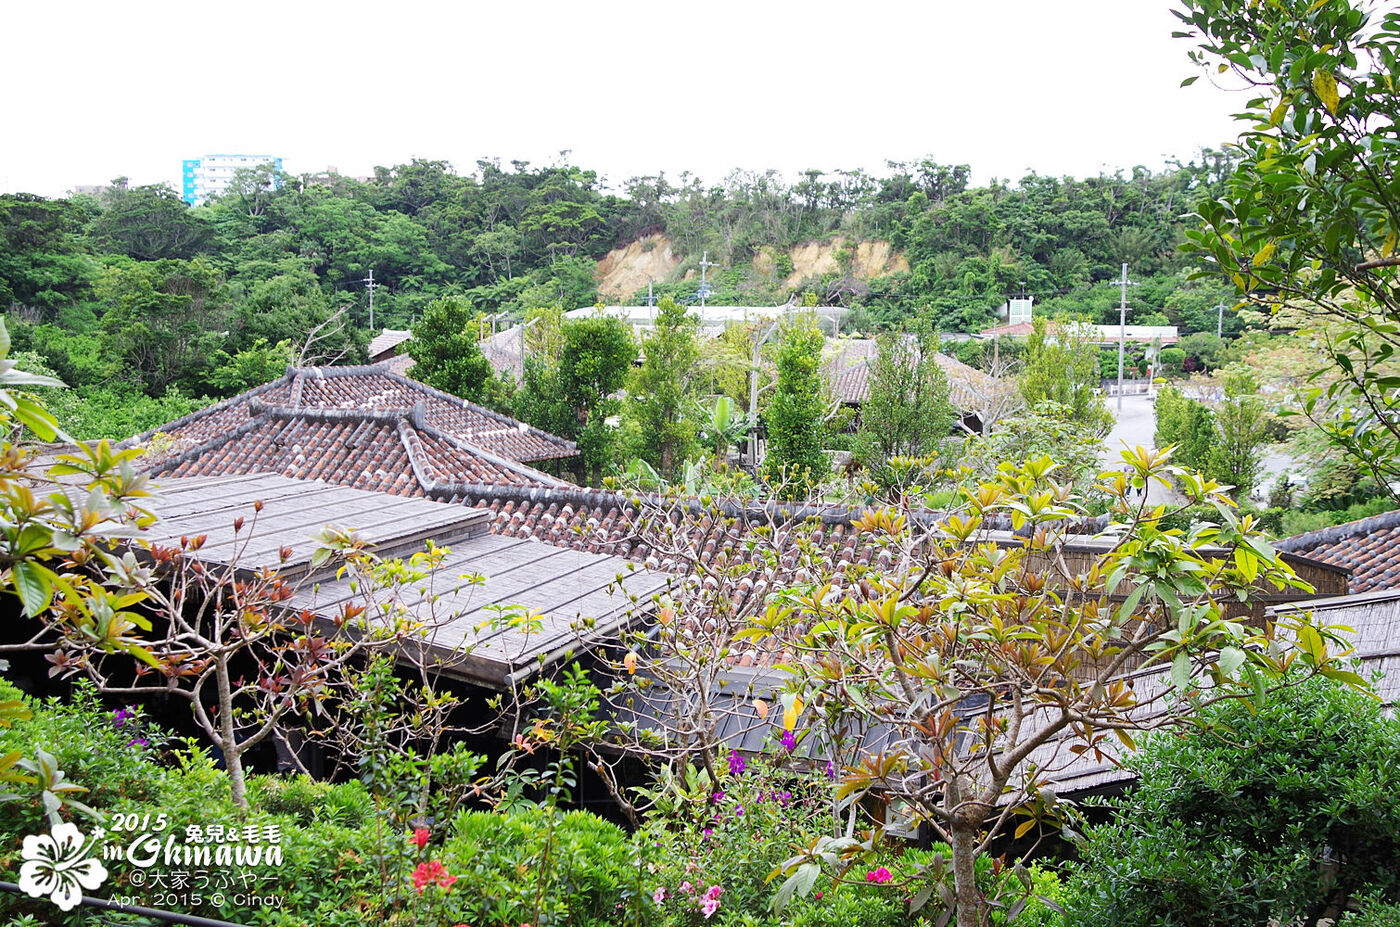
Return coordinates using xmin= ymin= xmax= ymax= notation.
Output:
xmin=359 ymin=269 xmax=379 ymax=331
xmin=1216 ymin=303 xmax=1225 ymax=338
xmin=1117 ymin=262 xmax=1129 ymax=414
xmin=699 ymin=251 xmax=717 ymax=308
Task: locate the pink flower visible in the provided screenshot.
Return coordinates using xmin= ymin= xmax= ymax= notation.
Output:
xmin=679 ymin=881 xmax=693 ymax=894
xmin=704 ymin=884 xmax=724 ymax=901
xmin=814 ymin=891 xmax=824 ymax=900
xmin=412 ymin=827 xmax=431 ymax=849
xmin=701 ymin=897 xmax=721 ymax=919
xmin=412 ymin=860 xmax=457 ymax=893
xmin=865 ymin=866 xmax=892 ymax=884
xmin=652 ymin=887 xmax=668 ymax=904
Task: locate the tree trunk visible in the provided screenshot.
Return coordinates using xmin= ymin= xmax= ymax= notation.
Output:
xmin=949 ymin=817 xmax=982 ymax=927
xmin=946 ymin=773 xmax=984 ymax=927
xmin=215 ymin=659 xmax=249 ymax=812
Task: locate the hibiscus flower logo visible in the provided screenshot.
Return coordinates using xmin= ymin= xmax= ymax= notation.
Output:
xmin=18 ymin=822 xmax=107 ymax=911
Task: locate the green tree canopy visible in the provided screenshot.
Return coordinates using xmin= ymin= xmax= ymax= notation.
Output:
xmin=854 ymin=329 xmax=955 ymax=474
xmin=1018 ymin=316 xmax=1113 ymax=435
xmin=516 ymin=313 xmax=635 ymax=483
xmin=408 ymin=296 xmax=494 ymax=403
xmin=96 ymin=257 xmax=230 ymax=394
xmin=624 ymin=296 xmax=699 ymax=477
xmin=1177 ymin=0 xmax=1400 ymax=498
xmin=762 ymin=312 xmax=830 ymax=496
xmin=94 ymin=181 xmax=210 ymax=261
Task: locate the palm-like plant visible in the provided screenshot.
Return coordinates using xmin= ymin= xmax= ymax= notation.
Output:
xmin=696 ymin=397 xmax=753 ymax=470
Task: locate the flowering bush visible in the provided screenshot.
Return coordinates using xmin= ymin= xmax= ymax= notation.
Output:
xmin=641 ymin=755 xmax=832 ymax=924
xmin=412 ymin=859 xmax=458 ymax=892
xmin=0 ymin=679 xmax=169 ymax=838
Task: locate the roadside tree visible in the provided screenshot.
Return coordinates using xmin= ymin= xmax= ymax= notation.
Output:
xmin=762 ymin=312 xmax=830 ymax=497
xmin=1018 ymin=317 xmax=1113 ymax=436
xmin=854 ymin=329 xmax=956 ymax=478
xmin=625 ymin=296 xmax=699 ymax=478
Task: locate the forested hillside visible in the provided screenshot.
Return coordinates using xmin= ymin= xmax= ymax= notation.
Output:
xmin=1 ymin=152 xmax=1238 ymax=437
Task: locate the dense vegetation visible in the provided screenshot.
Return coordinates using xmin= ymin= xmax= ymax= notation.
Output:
xmin=0 ymin=150 xmax=1247 ymax=441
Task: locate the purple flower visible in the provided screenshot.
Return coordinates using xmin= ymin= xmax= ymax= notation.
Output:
xmin=781 ymin=729 xmax=797 ymax=752
xmin=702 ymin=828 xmax=713 ymax=840
xmin=727 ymin=750 xmax=747 ymax=776
xmin=128 ymin=736 xmax=148 ymax=748
xmin=778 ymin=790 xmax=791 ymax=807
xmin=826 ymin=760 xmax=837 ymax=780
xmin=710 ymin=790 xmax=725 ymax=804
xmin=112 ymin=707 xmax=132 ymax=727
xmin=734 ymin=805 xmax=744 ymax=816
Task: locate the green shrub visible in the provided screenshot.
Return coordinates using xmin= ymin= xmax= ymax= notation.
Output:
xmin=641 ymin=755 xmax=835 ymax=925
xmin=251 ymin=774 xmax=371 ymax=829
xmin=0 ymin=679 xmax=171 ymax=837
xmin=1065 ymin=675 xmax=1400 ymax=926
xmin=784 ymin=888 xmax=908 ymax=927
xmin=1344 ymin=894 xmax=1400 ymax=926
xmin=442 ymin=806 xmax=636 ymax=927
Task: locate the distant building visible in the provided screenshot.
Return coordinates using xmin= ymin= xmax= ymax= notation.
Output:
xmin=368 ymin=328 xmax=415 ymax=376
xmin=181 ymin=154 xmax=283 ymax=205
xmin=1007 ymin=296 xmax=1033 ymax=325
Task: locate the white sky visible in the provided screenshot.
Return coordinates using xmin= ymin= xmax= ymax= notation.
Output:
xmin=0 ymin=1 xmax=1247 ymax=198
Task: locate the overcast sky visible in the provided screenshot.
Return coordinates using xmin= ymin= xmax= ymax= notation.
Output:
xmin=0 ymin=1 xmax=1247 ymax=198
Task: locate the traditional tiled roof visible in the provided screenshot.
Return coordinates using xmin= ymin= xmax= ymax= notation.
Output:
xmin=979 ymin=321 xmax=1038 ymax=338
xmin=1272 ymin=588 xmax=1400 ymax=706
xmin=823 ymin=338 xmax=997 ymax=411
xmin=440 ymin=484 xmax=1346 ymax=670
xmin=124 ymin=365 xmax=577 ymax=463
xmin=148 ymin=474 xmax=671 ymax=688
xmin=1277 ymin=509 xmax=1400 ymax=592
xmin=140 ymin=405 xmax=570 ymax=493
xmin=368 ymin=328 xmax=413 ymax=361
xmin=378 ymin=353 xmax=415 ymax=377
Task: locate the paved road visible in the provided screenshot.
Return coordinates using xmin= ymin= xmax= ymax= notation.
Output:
xmin=1101 ymin=394 xmax=1157 ymax=465
xmin=1099 ymin=395 xmax=1176 ymax=504
xmin=1098 ymin=394 xmax=1298 ymax=504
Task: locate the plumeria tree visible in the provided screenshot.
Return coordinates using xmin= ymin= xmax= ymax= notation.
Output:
xmin=753 ymin=449 xmax=1362 ymax=927
xmin=40 ymin=522 xmax=472 ymax=812
xmin=0 ymin=319 xmax=164 ymax=822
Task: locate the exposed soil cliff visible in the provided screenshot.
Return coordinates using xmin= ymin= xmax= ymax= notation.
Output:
xmin=594 ymin=235 xmax=907 ymax=298
xmin=594 ymin=233 xmax=681 ymax=298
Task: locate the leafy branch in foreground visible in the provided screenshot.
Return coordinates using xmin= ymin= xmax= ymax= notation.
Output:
xmin=1176 ymin=0 xmax=1400 ymax=497
xmin=750 ymin=449 xmax=1361 ymax=927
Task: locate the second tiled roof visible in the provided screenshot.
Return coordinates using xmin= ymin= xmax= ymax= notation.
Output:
xmin=125 ymin=365 xmax=577 ymax=463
